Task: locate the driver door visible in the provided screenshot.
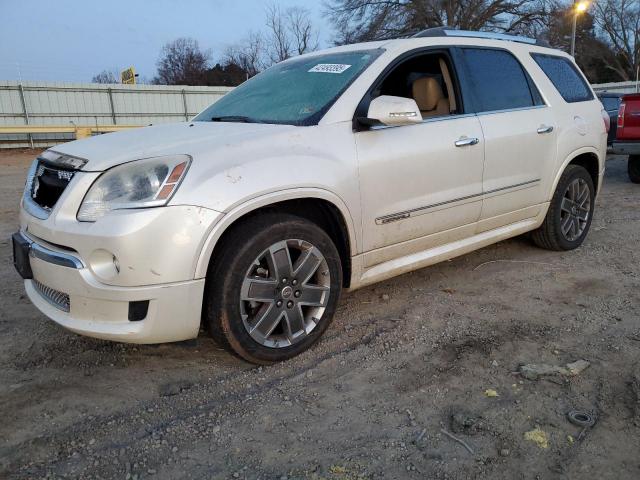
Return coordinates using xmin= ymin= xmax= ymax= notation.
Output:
xmin=357 ymin=115 xmax=485 ymax=267
xmin=355 ymin=49 xmax=485 ymax=268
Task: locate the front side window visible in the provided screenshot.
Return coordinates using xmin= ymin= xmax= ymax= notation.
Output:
xmin=374 ymin=52 xmax=460 ymax=119
xmin=194 ymin=50 xmax=382 ymax=126
xmin=531 ymin=53 xmax=594 ymax=103
xmin=462 ymin=48 xmax=539 ymax=112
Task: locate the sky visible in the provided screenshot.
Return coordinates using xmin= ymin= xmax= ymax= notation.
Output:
xmin=0 ymin=0 xmax=331 ymax=83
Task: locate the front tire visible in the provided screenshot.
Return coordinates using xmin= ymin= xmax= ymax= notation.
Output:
xmin=629 ymin=155 xmax=640 ymax=184
xmin=531 ymin=165 xmax=595 ymax=251
xmin=204 ymin=212 xmax=342 ymax=364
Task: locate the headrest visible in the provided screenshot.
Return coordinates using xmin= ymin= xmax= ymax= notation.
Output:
xmin=412 ymin=77 xmax=445 ymax=111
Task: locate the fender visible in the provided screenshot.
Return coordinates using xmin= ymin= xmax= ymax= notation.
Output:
xmin=193 ymin=187 xmax=359 ymax=279
xmin=548 ymin=146 xmax=604 ymax=201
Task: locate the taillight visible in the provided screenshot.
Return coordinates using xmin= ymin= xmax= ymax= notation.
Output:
xmin=601 ymin=108 xmax=610 ymax=133
xmin=618 ymin=102 xmax=626 ymax=128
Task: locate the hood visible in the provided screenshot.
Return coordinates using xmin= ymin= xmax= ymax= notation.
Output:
xmin=53 ymin=121 xmax=296 ymax=171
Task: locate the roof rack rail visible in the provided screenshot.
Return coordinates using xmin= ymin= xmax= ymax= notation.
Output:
xmin=412 ymin=27 xmax=539 ymax=46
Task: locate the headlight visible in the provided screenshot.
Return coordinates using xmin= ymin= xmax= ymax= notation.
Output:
xmin=77 ymin=155 xmax=191 ymax=222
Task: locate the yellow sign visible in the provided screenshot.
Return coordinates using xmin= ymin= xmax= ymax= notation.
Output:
xmin=121 ymin=67 xmax=136 ymax=85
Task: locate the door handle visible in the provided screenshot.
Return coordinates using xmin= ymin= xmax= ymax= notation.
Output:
xmin=455 ymin=137 xmax=479 ymax=147
xmin=537 ymin=125 xmax=554 ymax=134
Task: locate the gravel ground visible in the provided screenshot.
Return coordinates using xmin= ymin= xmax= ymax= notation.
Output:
xmin=1 ymin=149 xmax=639 ymax=480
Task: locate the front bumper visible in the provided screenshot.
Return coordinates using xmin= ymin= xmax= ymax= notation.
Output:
xmin=16 ymin=230 xmax=207 ymax=343
xmin=17 ymin=200 xmax=223 ymax=343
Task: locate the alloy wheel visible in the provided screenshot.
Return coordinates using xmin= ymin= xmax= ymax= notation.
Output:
xmin=239 ymin=239 xmax=331 ymax=348
xmin=560 ymin=178 xmax=591 ymax=242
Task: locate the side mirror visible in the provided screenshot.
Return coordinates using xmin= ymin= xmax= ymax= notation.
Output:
xmin=366 ymin=95 xmax=422 ymax=127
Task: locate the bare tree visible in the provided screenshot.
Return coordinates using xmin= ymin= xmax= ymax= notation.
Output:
xmin=153 ymin=37 xmax=211 ymax=85
xmin=264 ymin=3 xmax=319 ymax=63
xmin=265 ymin=4 xmax=293 ymax=63
xmin=92 ymin=70 xmax=118 ymax=84
xmin=326 ymin=0 xmax=548 ymax=44
xmin=286 ymin=7 xmax=319 ymax=55
xmin=224 ymin=31 xmax=266 ymax=78
xmin=541 ymin=3 xmax=620 ymax=83
xmin=593 ymin=0 xmax=639 ymax=81
xmin=223 ymin=5 xmax=319 ymax=77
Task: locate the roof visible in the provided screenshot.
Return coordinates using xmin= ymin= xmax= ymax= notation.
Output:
xmin=294 ymin=28 xmax=563 ymax=61
xmin=411 ymin=27 xmax=544 ymax=46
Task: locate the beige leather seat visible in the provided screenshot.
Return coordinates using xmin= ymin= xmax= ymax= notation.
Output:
xmin=412 ymin=77 xmax=450 ymax=118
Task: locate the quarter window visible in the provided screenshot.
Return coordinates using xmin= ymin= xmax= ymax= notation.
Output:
xmin=462 ymin=48 xmax=539 ymax=112
xmin=531 ymin=54 xmax=593 ymax=103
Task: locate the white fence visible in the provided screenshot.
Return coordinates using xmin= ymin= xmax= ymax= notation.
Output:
xmin=592 ymin=81 xmax=639 ymax=94
xmin=0 ymin=81 xmax=233 ymax=148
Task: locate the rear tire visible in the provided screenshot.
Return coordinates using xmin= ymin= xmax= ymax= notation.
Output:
xmin=531 ymin=165 xmax=595 ymax=251
xmin=204 ymin=212 xmax=342 ymax=364
xmin=629 ymin=155 xmax=640 ymax=184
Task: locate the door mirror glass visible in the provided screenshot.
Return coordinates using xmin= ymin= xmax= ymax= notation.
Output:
xmin=366 ymin=96 xmax=422 ymax=126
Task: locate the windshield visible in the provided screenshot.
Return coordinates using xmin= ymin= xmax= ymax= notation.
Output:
xmin=194 ymin=49 xmax=382 ymax=126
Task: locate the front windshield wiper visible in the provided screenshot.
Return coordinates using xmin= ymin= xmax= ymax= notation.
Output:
xmin=210 ymin=115 xmax=262 ymax=123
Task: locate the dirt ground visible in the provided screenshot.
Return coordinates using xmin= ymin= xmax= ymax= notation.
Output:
xmin=0 ymin=148 xmax=639 ymax=480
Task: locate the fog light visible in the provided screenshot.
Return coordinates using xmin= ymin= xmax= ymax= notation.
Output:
xmin=89 ymin=249 xmax=120 ymax=280
xmin=128 ymin=300 xmax=149 ymax=322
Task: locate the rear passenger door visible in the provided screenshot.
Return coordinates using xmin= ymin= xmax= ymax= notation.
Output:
xmin=458 ymin=47 xmax=557 ymax=231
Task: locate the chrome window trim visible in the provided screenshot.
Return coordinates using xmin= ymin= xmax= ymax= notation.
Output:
xmin=368 ymin=113 xmax=477 ymax=131
xmin=366 ymin=105 xmax=547 ymax=131
xmin=376 ymin=179 xmax=540 ymax=224
xmin=475 ymin=105 xmax=548 ymax=116
xmin=17 ymin=231 xmax=84 ymax=269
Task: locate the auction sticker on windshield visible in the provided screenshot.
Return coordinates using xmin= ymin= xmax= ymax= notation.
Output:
xmin=309 ymin=64 xmax=352 ymax=74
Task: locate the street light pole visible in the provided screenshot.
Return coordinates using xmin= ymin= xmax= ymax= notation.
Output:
xmin=571 ymin=1 xmax=590 ymax=58
xmin=571 ymin=12 xmax=578 ymax=57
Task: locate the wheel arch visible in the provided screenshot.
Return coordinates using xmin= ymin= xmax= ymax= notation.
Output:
xmin=551 ymin=148 xmax=602 ymax=199
xmin=194 ymin=189 xmax=358 ymax=288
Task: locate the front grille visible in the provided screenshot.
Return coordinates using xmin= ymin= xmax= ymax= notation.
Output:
xmin=32 ymin=279 xmax=70 ymax=313
xmin=30 ymin=160 xmax=75 ymax=210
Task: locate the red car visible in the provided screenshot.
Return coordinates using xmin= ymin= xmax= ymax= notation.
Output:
xmin=613 ymin=93 xmax=640 ymax=182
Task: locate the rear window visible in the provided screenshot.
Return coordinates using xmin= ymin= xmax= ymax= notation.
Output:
xmin=462 ymin=48 xmax=541 ymax=112
xmin=600 ymin=96 xmax=621 ymax=111
xmin=531 ymin=53 xmax=593 ymax=103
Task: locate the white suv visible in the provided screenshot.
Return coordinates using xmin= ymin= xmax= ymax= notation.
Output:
xmin=13 ymin=28 xmax=608 ymax=363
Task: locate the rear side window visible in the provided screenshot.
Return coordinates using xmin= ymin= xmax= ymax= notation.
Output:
xmin=462 ymin=48 xmax=540 ymax=112
xmin=531 ymin=54 xmax=593 ymax=103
